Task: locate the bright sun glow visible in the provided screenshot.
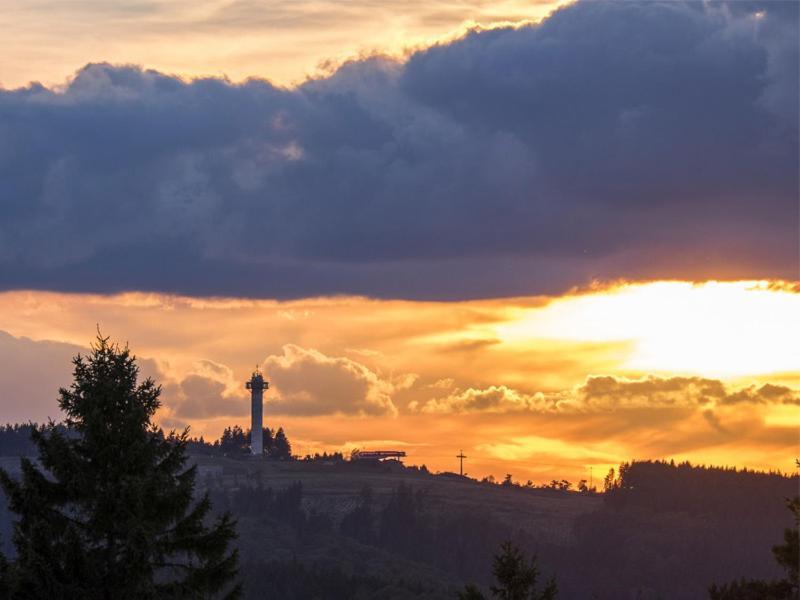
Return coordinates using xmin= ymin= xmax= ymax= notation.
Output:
xmin=495 ymin=281 xmax=800 ymax=378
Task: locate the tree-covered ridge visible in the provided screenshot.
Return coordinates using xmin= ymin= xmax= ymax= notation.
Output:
xmin=185 ymin=425 xmax=292 ymax=460
xmin=0 ymin=425 xmax=40 ymax=457
xmin=709 ymin=495 xmax=799 ymax=600
xmin=0 ymin=422 xmax=295 ymax=461
xmin=574 ymin=460 xmax=797 ymax=599
xmin=606 ymin=459 xmax=796 ymax=517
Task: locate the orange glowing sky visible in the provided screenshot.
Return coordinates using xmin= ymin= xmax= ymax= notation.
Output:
xmin=0 ymin=0 xmax=797 ymax=485
xmin=0 ymin=0 xmax=567 ymax=90
xmin=0 ymin=280 xmax=797 ymax=483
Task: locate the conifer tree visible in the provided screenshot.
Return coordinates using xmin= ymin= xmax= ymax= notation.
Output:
xmin=458 ymin=584 xmax=487 ymax=600
xmin=0 ymin=335 xmax=241 ymax=599
xmin=490 ymin=541 xmax=557 ymax=600
xmin=458 ymin=541 xmax=557 ymax=600
xmin=262 ymin=427 xmax=274 ymax=454
xmin=271 ymin=428 xmax=292 ymax=460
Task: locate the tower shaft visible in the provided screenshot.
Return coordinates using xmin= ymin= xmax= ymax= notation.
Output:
xmin=251 ymin=387 xmax=263 ymax=455
xmin=246 ymin=371 xmax=268 ymax=456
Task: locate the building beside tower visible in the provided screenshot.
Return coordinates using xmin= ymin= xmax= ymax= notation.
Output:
xmin=245 ymin=368 xmax=268 ymax=456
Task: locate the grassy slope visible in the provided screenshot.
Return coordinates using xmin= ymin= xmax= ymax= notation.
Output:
xmin=193 ymin=456 xmax=601 ymax=546
xmin=193 ymin=456 xmax=603 ymax=597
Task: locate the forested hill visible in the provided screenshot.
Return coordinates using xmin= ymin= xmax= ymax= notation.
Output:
xmin=607 ymin=459 xmax=794 ymax=517
xmin=0 ymin=425 xmax=796 ymax=599
xmin=573 ymin=460 xmax=797 ymax=598
xmin=193 ymin=456 xmax=795 ymax=599
xmin=0 ymin=424 xmax=40 ymax=456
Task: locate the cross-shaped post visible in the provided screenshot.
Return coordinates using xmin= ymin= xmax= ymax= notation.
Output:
xmin=457 ymin=450 xmax=467 ymax=476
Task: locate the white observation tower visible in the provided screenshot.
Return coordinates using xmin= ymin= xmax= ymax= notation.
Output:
xmin=245 ymin=367 xmax=268 ymax=456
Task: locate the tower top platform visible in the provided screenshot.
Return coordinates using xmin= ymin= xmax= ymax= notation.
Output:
xmin=246 ymin=369 xmax=268 ymax=391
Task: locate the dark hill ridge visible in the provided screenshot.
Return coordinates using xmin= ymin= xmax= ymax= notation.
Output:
xmin=2 ymin=451 xmax=796 ymax=598
xmin=184 ymin=456 xmax=797 ymax=599
xmin=193 ymin=456 xmax=601 ymax=547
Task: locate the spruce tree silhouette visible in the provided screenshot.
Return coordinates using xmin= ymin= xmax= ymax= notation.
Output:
xmin=0 ymin=335 xmax=241 ymax=599
xmin=272 ymin=427 xmax=292 ymax=459
xmin=458 ymin=541 xmax=557 ymax=600
xmin=458 ymin=584 xmax=488 ymax=600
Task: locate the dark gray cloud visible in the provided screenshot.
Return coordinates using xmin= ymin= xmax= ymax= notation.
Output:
xmin=0 ymin=0 xmax=796 ymax=300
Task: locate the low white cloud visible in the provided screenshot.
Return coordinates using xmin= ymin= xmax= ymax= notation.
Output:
xmin=264 ymin=344 xmax=402 ymax=416
xmin=412 ymin=376 xmax=800 ymax=415
xmin=165 ymin=360 xmax=249 ymax=420
xmin=411 ymin=385 xmax=550 ymax=414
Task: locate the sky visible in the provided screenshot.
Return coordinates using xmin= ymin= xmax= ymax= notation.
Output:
xmin=0 ymin=0 xmax=567 ymax=90
xmin=0 ymin=0 xmax=798 ymax=483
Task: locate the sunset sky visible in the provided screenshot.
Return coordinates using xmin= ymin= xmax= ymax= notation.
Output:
xmin=0 ymin=0 xmax=797 ymax=483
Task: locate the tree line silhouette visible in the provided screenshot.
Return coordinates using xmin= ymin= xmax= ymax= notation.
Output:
xmin=186 ymin=425 xmax=292 ymax=460
xmin=0 ymin=423 xmax=294 ymax=461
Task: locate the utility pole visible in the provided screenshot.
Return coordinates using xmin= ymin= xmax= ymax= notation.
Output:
xmin=590 ymin=466 xmax=593 ymax=490
xmin=457 ymin=450 xmax=467 ymax=476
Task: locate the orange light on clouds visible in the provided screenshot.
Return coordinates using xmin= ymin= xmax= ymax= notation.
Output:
xmin=0 ymin=0 xmax=569 ymax=90
xmin=0 ymin=279 xmax=796 ymax=483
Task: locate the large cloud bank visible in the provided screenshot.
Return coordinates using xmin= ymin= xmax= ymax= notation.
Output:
xmin=0 ymin=1 xmax=796 ymax=299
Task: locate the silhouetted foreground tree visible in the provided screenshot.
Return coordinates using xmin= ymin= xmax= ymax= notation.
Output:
xmin=0 ymin=336 xmax=241 ymax=599
xmin=709 ymin=496 xmax=799 ymax=600
xmin=459 ymin=541 xmax=557 ymax=600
